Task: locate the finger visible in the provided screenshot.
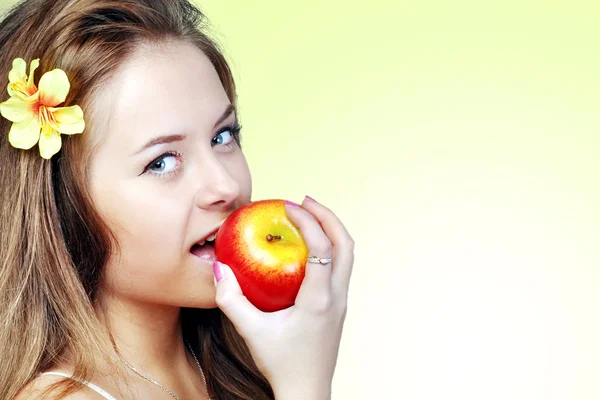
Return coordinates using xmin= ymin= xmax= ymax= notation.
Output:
xmin=284 ymin=201 xmax=333 ymax=310
xmin=213 ymin=261 xmax=263 ymax=337
xmin=301 ymin=196 xmax=355 ymax=293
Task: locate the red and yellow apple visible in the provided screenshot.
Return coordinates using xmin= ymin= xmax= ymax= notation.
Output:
xmin=214 ymin=199 xmax=308 ymax=312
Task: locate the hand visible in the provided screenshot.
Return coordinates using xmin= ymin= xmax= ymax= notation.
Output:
xmin=212 ymin=196 xmax=354 ymax=400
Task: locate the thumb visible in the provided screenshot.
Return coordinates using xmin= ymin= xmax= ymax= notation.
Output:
xmin=213 ymin=261 xmax=263 ymax=336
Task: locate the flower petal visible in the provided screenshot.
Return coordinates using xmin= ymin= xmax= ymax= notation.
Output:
xmin=0 ymin=96 xmax=36 ymax=122
xmin=38 ymin=69 xmax=70 ymax=107
xmin=27 ymin=58 xmax=40 ymax=93
xmin=7 ymin=58 xmax=27 ymax=97
xmin=8 ymin=115 xmax=41 ymax=150
xmin=8 ymin=58 xmax=26 ymax=84
xmin=39 ymin=127 xmax=62 ymax=159
xmin=50 ymin=105 xmax=85 ymax=134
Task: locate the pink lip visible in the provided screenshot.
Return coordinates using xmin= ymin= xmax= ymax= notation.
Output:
xmin=190 ymin=242 xmax=216 ymax=263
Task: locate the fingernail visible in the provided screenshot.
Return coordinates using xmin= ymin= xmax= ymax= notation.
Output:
xmin=284 ymin=200 xmax=300 ymax=208
xmin=305 ymin=195 xmax=318 ymax=203
xmin=213 ymin=261 xmax=226 ymax=282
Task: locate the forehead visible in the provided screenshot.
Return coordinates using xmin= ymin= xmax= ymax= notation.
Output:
xmin=93 ymin=40 xmax=230 ymax=153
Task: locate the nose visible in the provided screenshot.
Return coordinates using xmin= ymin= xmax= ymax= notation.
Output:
xmin=194 ymin=156 xmax=241 ymax=211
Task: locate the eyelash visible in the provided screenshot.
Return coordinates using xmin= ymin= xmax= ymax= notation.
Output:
xmin=213 ymin=123 xmax=242 ymax=148
xmin=142 ymin=124 xmax=242 ymax=179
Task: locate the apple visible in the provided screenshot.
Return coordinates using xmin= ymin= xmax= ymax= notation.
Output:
xmin=214 ymin=199 xmax=309 ymax=312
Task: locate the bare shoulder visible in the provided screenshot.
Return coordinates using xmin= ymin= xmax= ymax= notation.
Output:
xmin=15 ymin=374 xmax=104 ymax=400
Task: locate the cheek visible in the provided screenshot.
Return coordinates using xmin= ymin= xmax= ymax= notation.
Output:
xmin=235 ymin=153 xmax=253 ymax=199
xmin=92 ymin=177 xmax=190 ymax=264
xmin=96 ymin=184 xmax=192 ymax=296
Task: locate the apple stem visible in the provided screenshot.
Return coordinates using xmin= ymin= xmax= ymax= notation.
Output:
xmin=266 ymin=234 xmax=282 ymax=242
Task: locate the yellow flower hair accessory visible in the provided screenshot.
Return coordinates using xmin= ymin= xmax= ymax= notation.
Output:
xmin=0 ymin=58 xmax=85 ymax=159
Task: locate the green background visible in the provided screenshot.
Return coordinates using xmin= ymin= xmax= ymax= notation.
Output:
xmin=1 ymin=0 xmax=599 ymax=398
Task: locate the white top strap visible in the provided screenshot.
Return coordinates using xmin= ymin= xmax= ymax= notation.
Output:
xmin=40 ymin=372 xmax=118 ymax=400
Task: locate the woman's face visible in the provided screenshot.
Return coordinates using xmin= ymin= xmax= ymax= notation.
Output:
xmin=88 ymin=41 xmax=252 ymax=308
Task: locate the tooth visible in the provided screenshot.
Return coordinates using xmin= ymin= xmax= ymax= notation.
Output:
xmin=198 ymin=240 xmax=206 ymax=246
xmin=206 ymin=233 xmax=217 ymax=241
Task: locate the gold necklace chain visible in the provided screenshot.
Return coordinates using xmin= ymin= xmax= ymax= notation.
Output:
xmin=119 ymin=341 xmax=211 ymax=400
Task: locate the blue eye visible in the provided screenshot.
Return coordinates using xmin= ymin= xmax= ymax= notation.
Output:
xmin=212 ymin=131 xmax=232 ymax=146
xmin=145 ymin=152 xmax=182 ymax=176
xmin=212 ymin=125 xmax=241 ymax=148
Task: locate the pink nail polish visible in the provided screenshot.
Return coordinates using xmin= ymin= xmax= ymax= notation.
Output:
xmin=305 ymin=195 xmax=317 ymax=203
xmin=213 ymin=261 xmax=225 ymax=282
xmin=284 ymin=200 xmax=300 ymax=207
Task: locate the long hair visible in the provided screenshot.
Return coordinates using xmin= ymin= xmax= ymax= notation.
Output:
xmin=0 ymin=1 xmax=273 ymax=399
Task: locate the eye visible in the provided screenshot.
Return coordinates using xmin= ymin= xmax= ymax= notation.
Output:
xmin=212 ymin=125 xmax=241 ymax=148
xmin=144 ymin=151 xmax=182 ymax=176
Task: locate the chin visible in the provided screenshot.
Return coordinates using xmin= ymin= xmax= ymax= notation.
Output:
xmin=183 ymin=300 xmax=218 ymax=310
xmin=177 ymin=283 xmax=218 ymax=309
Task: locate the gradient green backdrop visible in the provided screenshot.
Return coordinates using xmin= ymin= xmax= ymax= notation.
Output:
xmin=2 ymin=0 xmax=599 ymax=399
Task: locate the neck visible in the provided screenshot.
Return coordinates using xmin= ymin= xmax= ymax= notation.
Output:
xmin=95 ymin=290 xmax=192 ymax=377
xmin=50 ymin=290 xmax=209 ymax=399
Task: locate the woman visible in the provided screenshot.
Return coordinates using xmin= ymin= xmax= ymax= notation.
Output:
xmin=0 ymin=0 xmax=354 ymax=399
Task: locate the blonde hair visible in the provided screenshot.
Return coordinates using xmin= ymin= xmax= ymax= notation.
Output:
xmin=0 ymin=1 xmax=272 ymax=399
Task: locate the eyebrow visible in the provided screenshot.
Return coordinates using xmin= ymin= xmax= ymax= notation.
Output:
xmin=134 ymin=134 xmax=186 ymax=155
xmin=214 ymin=104 xmax=236 ymax=128
xmin=133 ymin=104 xmax=237 ymax=155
